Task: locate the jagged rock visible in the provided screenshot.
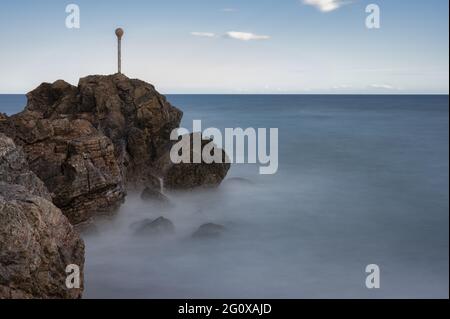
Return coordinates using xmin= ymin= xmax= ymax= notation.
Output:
xmin=75 ymin=74 xmax=183 ymax=185
xmin=192 ymin=223 xmax=226 ymax=239
xmin=0 ymin=135 xmax=84 ymax=299
xmin=159 ymin=133 xmax=231 ymax=189
xmin=0 ymin=114 xmax=125 ymax=224
xmin=132 ymin=217 xmax=175 ymax=236
xmin=0 ymin=133 xmax=51 ymax=200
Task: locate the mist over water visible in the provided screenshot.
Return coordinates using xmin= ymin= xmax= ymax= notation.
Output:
xmin=1 ymin=95 xmax=449 ymax=298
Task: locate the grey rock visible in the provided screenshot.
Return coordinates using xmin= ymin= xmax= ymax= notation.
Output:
xmin=132 ymin=217 xmax=175 ymax=236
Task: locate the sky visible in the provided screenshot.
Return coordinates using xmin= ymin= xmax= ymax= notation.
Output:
xmin=0 ymin=0 xmax=448 ymax=94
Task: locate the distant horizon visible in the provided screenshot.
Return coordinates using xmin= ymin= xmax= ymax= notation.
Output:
xmin=0 ymin=73 xmax=448 ymax=96
xmin=1 ymin=92 xmax=449 ymax=96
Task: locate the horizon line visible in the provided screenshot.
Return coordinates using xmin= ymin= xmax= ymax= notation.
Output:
xmin=0 ymin=92 xmax=449 ymax=96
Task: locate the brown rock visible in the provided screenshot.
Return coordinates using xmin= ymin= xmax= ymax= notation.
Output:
xmin=75 ymin=74 xmax=183 ymax=184
xmin=0 ymin=135 xmax=84 ymax=299
xmin=160 ymin=133 xmax=231 ymax=189
xmin=1 ymin=113 xmax=125 ymax=224
xmin=0 ymin=133 xmax=50 ymax=200
xmin=0 ymin=183 xmax=85 ymax=299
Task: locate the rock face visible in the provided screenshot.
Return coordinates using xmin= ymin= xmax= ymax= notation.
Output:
xmin=0 ymin=74 xmax=230 ymax=223
xmin=0 ymin=134 xmax=84 ymax=299
xmin=0 ymin=133 xmax=50 ymax=200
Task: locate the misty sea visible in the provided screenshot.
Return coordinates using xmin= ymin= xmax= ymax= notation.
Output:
xmin=1 ymin=94 xmax=448 ymax=298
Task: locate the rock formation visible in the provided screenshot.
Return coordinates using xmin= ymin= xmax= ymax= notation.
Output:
xmin=0 ymin=74 xmax=230 ymax=224
xmin=0 ymin=134 xmax=84 ymax=299
xmin=0 ymin=74 xmax=231 ymax=299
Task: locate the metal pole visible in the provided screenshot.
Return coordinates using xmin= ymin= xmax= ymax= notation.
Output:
xmin=118 ymin=38 xmax=121 ymax=73
xmin=115 ymin=28 xmax=124 ymax=74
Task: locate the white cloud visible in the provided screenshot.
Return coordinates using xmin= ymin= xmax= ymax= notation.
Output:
xmin=302 ymin=0 xmax=347 ymax=12
xmin=225 ymin=31 xmax=271 ymax=41
xmin=332 ymin=84 xmax=353 ymax=89
xmin=221 ymin=8 xmax=237 ymax=12
xmin=369 ymin=84 xmax=396 ymax=90
xmin=190 ymin=32 xmax=216 ymax=38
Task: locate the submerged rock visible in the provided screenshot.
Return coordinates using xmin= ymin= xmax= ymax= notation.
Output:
xmin=0 ymin=135 xmax=84 ymax=299
xmin=132 ymin=217 xmax=175 ymax=236
xmin=192 ymin=223 xmax=226 ymax=239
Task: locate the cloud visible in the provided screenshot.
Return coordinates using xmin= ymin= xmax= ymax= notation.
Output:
xmin=332 ymin=84 xmax=353 ymax=89
xmin=369 ymin=84 xmax=397 ymax=90
xmin=302 ymin=0 xmax=348 ymax=12
xmin=190 ymin=32 xmax=216 ymax=38
xmin=221 ymin=8 xmax=237 ymax=12
xmin=224 ymin=31 xmax=271 ymax=41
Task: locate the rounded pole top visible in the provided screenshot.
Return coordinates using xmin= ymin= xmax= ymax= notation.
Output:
xmin=115 ymin=28 xmax=124 ymax=39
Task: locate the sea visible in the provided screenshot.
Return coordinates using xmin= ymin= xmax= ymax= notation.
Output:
xmin=1 ymin=94 xmax=448 ymax=298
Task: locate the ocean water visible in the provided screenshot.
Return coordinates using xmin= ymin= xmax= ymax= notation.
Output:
xmin=1 ymin=94 xmax=448 ymax=298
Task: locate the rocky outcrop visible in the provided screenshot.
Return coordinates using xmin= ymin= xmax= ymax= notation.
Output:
xmin=0 ymin=74 xmax=230 ymax=223
xmin=0 ymin=134 xmax=84 ymax=299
